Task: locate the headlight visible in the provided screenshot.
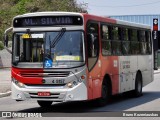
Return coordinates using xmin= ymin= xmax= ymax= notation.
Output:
xmin=12 ymin=78 xmax=25 ymax=88
xmin=67 ymin=82 xmax=73 ymax=88
xmin=67 ymin=75 xmax=86 ymax=88
xmin=67 ymin=81 xmax=78 ymax=88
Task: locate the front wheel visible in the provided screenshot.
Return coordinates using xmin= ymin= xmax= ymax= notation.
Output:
xmin=96 ymin=82 xmax=111 ymax=106
xmin=37 ymin=101 xmax=53 ymax=108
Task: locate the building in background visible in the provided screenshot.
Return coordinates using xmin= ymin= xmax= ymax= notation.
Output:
xmin=110 ymin=14 xmax=160 ymax=29
xmin=109 ymin=14 xmax=160 ymax=68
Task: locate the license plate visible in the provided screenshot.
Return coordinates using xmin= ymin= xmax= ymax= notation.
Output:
xmin=38 ymin=92 xmax=50 ymax=96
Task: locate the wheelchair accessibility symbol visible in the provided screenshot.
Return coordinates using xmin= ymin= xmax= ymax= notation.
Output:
xmin=44 ymin=59 xmax=52 ymax=68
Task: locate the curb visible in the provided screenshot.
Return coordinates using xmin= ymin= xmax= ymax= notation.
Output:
xmin=0 ymin=91 xmax=11 ymax=98
xmin=0 ymin=67 xmax=11 ymax=69
xmin=154 ymin=72 xmax=160 ymax=74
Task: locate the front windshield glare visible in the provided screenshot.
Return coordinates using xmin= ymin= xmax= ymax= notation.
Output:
xmin=13 ymin=31 xmax=84 ymax=68
xmin=45 ymin=31 xmax=84 ymax=62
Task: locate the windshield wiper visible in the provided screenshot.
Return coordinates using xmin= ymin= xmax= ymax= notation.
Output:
xmin=51 ymin=28 xmax=66 ymax=48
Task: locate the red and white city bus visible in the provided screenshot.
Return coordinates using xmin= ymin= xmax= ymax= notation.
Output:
xmin=4 ymin=12 xmax=153 ymax=107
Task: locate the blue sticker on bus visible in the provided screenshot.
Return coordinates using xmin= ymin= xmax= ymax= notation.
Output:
xmin=44 ymin=59 xmax=52 ymax=68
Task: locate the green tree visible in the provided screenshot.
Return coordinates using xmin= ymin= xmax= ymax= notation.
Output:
xmin=0 ymin=0 xmax=88 ymax=42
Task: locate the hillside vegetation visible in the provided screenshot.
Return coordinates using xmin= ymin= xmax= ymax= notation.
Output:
xmin=0 ymin=0 xmax=87 ymax=44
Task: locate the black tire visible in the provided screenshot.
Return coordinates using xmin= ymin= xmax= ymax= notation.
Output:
xmin=133 ymin=72 xmax=143 ymax=97
xmin=37 ymin=101 xmax=53 ymax=108
xmin=97 ymin=81 xmax=111 ymax=106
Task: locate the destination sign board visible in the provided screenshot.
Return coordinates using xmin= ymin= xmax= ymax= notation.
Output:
xmin=13 ymin=16 xmax=83 ymax=27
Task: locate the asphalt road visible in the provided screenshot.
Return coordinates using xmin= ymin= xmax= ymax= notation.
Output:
xmin=0 ymin=73 xmax=160 ymax=120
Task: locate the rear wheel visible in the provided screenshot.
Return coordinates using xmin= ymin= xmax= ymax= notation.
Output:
xmin=37 ymin=101 xmax=53 ymax=108
xmin=133 ymin=72 xmax=143 ymax=97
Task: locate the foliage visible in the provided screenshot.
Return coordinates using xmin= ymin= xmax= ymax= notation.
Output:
xmin=0 ymin=0 xmax=87 ymax=41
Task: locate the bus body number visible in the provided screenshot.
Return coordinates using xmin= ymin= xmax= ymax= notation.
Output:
xmin=52 ymin=79 xmax=65 ymax=84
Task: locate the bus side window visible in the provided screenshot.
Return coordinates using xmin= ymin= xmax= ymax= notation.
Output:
xmin=87 ymin=22 xmax=99 ymax=71
xmin=122 ymin=28 xmax=130 ymax=55
xmin=146 ymin=31 xmax=152 ymax=54
xmin=130 ymin=29 xmax=140 ymax=55
xmin=139 ymin=30 xmax=147 ymax=54
xmin=101 ymin=24 xmax=111 ymax=56
xmin=112 ymin=26 xmax=122 ymax=55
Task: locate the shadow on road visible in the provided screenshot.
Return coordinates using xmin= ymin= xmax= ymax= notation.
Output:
xmin=18 ymin=100 xmax=96 ymax=113
xmin=97 ymin=91 xmax=160 ymax=111
xmin=17 ymin=91 xmax=160 ymax=114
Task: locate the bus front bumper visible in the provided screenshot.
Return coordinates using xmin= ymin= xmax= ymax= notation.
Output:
xmin=11 ymin=82 xmax=88 ymax=102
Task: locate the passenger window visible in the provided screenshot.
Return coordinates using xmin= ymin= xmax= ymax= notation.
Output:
xmin=101 ymin=25 xmax=111 ymax=55
xmin=146 ymin=31 xmax=152 ymax=54
xmin=87 ymin=22 xmax=99 ymax=71
xmin=112 ymin=40 xmax=122 ymax=55
xmin=139 ymin=30 xmax=146 ymax=42
xmin=131 ymin=29 xmax=138 ymax=41
xmin=139 ymin=30 xmax=147 ymax=54
xmin=122 ymin=28 xmax=130 ymax=55
xmin=122 ymin=28 xmax=129 ymax=41
xmin=112 ymin=26 xmax=119 ymax=40
xmin=111 ymin=26 xmax=122 ymax=55
xmin=102 ymin=25 xmax=109 ymax=40
xmin=130 ymin=29 xmax=140 ymax=54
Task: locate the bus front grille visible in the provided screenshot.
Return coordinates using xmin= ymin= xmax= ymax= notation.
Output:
xmin=20 ymin=71 xmax=70 ymax=77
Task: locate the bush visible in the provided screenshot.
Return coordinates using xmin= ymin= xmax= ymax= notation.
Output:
xmin=0 ymin=42 xmax=4 ymax=50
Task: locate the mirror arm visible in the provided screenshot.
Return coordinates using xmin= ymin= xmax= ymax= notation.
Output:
xmin=4 ymin=27 xmax=13 ymax=46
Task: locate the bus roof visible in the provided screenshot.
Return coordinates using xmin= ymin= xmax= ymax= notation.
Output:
xmin=13 ymin=11 xmax=83 ymax=18
xmin=13 ymin=12 xmax=151 ymax=29
xmin=116 ymin=19 xmax=151 ymax=29
xmin=82 ymin=13 xmax=151 ymax=29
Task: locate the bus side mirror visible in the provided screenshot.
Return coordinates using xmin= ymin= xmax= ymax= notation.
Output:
xmin=3 ymin=27 xmax=13 ymax=54
xmin=4 ymin=34 xmax=9 ymax=47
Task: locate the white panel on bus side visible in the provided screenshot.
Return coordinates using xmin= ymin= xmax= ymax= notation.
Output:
xmin=137 ymin=55 xmax=153 ymax=87
xmin=119 ymin=56 xmax=138 ymax=93
xmin=119 ymin=73 xmax=133 ymax=93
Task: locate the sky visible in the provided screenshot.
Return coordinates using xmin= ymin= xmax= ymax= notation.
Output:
xmin=76 ymin=0 xmax=160 ymax=16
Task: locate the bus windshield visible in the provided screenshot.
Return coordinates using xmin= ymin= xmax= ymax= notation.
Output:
xmin=12 ymin=31 xmax=85 ymax=68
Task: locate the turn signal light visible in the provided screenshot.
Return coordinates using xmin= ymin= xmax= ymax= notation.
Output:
xmin=81 ymin=75 xmax=86 ymax=80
